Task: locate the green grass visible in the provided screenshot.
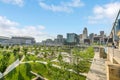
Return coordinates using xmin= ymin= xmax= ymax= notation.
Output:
xmin=23 ymin=55 xmax=37 ymax=61
xmin=0 ymin=50 xmax=16 ymax=73
xmin=1 ymin=46 xmax=95 ymax=80
xmin=4 ymin=63 xmax=86 ymax=80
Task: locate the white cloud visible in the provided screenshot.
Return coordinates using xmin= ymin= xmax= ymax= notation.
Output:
xmin=0 ymin=16 xmax=19 ymax=28
xmin=39 ymin=2 xmax=72 ymax=13
xmin=0 ymin=16 xmax=51 ymax=42
xmin=0 ymin=0 xmax=24 ymax=6
xmin=88 ymin=2 xmax=120 ymax=24
xmin=64 ymin=0 xmax=84 ymax=7
xmin=39 ymin=0 xmax=84 ymax=13
xmin=38 ymin=25 xmax=45 ymax=30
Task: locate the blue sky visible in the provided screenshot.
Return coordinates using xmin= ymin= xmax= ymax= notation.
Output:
xmin=0 ymin=0 xmax=120 ymax=42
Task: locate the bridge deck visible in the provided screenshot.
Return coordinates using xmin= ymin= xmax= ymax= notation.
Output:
xmin=107 ymin=47 xmax=120 ymax=64
xmin=86 ymin=52 xmax=106 ymax=80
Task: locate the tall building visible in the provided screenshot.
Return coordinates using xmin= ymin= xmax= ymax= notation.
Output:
xmin=83 ymin=27 xmax=88 ymax=39
xmin=79 ymin=34 xmax=83 ymax=39
xmin=100 ymin=31 xmax=104 ymax=37
xmin=79 ymin=34 xmax=83 ymax=44
xmin=100 ymin=31 xmax=106 ymax=44
xmin=57 ymin=35 xmax=63 ymax=39
xmin=41 ymin=34 xmax=65 ymax=46
xmin=53 ymin=35 xmax=65 ymax=46
xmin=57 ymin=35 xmax=64 ymax=44
xmin=66 ymin=33 xmax=79 ymax=45
xmin=45 ymin=39 xmax=53 ymax=46
xmin=89 ymin=33 xmax=94 ymax=43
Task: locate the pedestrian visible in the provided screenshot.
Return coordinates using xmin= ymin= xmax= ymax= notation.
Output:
xmin=114 ymin=40 xmax=117 ymax=48
xmin=112 ymin=42 xmax=114 ymax=48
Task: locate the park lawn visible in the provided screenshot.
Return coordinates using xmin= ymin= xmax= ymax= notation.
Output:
xmin=0 ymin=50 xmax=17 ymax=73
xmin=23 ymin=55 xmax=37 ymax=61
xmin=3 ymin=46 xmax=95 ymax=80
xmin=4 ymin=63 xmax=86 ymax=80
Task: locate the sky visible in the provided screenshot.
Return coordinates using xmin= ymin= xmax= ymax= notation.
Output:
xmin=0 ymin=0 xmax=120 ymax=42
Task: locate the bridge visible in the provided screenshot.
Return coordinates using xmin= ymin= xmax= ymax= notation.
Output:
xmin=105 ymin=9 xmax=120 ymax=80
xmin=86 ymin=9 xmax=120 ymax=80
xmin=87 ymin=9 xmax=120 ymax=80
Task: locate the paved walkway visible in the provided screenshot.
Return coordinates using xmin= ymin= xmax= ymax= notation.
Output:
xmin=30 ymin=71 xmax=48 ymax=80
xmin=0 ymin=55 xmax=25 ymax=79
xmin=3 ymin=55 xmax=25 ymax=76
xmin=86 ymin=52 xmax=106 ymax=80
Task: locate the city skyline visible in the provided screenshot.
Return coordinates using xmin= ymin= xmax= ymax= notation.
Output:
xmin=0 ymin=27 xmax=106 ymax=43
xmin=0 ymin=0 xmax=120 ymax=42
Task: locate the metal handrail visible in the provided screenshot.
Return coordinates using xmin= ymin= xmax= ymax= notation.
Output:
xmin=106 ymin=9 xmax=120 ymax=45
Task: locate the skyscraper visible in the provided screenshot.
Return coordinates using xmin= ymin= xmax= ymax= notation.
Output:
xmin=83 ymin=27 xmax=88 ymax=39
xmin=57 ymin=35 xmax=63 ymax=41
xmin=56 ymin=35 xmax=64 ymax=44
xmin=79 ymin=34 xmax=83 ymax=44
xmin=100 ymin=31 xmax=104 ymax=37
xmin=89 ymin=33 xmax=94 ymax=43
xmin=66 ymin=33 xmax=79 ymax=45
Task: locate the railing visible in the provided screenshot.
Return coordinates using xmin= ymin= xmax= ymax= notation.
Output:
xmin=106 ymin=9 xmax=120 ymax=45
xmin=102 ymin=8 xmax=120 ymax=80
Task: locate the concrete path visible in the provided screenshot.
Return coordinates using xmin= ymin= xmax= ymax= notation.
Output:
xmin=3 ymin=59 xmax=20 ymax=76
xmin=30 ymin=71 xmax=48 ymax=80
xmin=86 ymin=52 xmax=106 ymax=80
xmin=3 ymin=55 xmax=25 ymax=76
xmin=0 ymin=72 xmax=3 ymax=78
xmin=0 ymin=55 xmax=25 ymax=79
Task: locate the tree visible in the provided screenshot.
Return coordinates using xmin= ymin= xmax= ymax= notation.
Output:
xmin=5 ymin=45 xmax=9 ymax=49
xmin=35 ymin=50 xmax=39 ymax=55
xmin=47 ymin=60 xmax=52 ymax=75
xmin=0 ymin=44 xmax=4 ymax=49
xmin=0 ymin=51 xmax=10 ymax=73
xmin=23 ymin=47 xmax=28 ymax=56
xmin=58 ymin=52 xmax=63 ymax=63
xmin=51 ymin=51 xmax=55 ymax=58
xmin=43 ymin=52 xmax=47 ymax=59
xmin=13 ymin=47 xmax=20 ymax=56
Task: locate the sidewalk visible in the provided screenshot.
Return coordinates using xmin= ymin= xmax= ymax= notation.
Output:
xmin=86 ymin=52 xmax=106 ymax=80
xmin=0 ymin=55 xmax=25 ymax=79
